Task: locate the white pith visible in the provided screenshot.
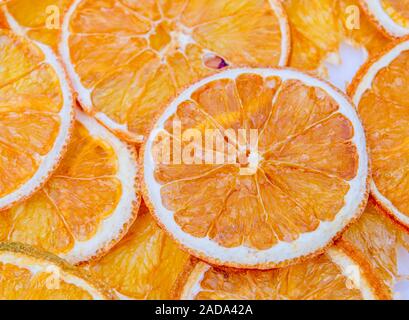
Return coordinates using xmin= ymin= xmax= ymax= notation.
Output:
xmin=0 ymin=251 xmax=107 ymax=299
xmin=60 ymin=109 xmax=139 ymax=264
xmin=352 ymin=39 xmax=409 ymax=228
xmin=59 ymin=0 xmax=290 ymax=142
xmin=362 ymin=0 xmax=409 ymax=37
xmin=144 ymin=68 xmax=369 ymax=267
xmin=181 ymin=248 xmax=376 ymax=300
xmin=0 ymin=12 xmax=73 ymax=210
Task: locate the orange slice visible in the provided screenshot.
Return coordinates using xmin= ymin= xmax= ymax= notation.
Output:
xmin=142 ymin=68 xmax=369 ymax=269
xmin=85 ymin=202 xmax=190 ymax=300
xmin=0 ymin=242 xmax=115 ymax=300
xmin=176 ymin=246 xmax=383 ymax=300
xmin=360 ymin=0 xmax=409 ymax=38
xmin=0 ymin=29 xmax=73 ymax=210
xmin=283 ymin=0 xmax=390 ymax=84
xmin=60 ymin=0 xmax=290 ymax=142
xmin=339 ymin=198 xmax=409 ymax=299
xmin=349 ymin=38 xmax=409 ymax=231
xmin=1 ymin=0 xmax=71 ymax=50
xmin=0 ymin=109 xmax=140 ymax=264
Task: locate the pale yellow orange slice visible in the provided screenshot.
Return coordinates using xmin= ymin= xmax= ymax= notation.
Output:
xmin=0 ymin=242 xmax=115 ymax=300
xmin=176 ymin=246 xmax=383 ymax=300
xmin=0 ymin=29 xmax=73 ymax=210
xmin=360 ymin=0 xmax=409 ymax=37
xmin=349 ymin=39 xmax=409 ymax=231
xmin=60 ymin=0 xmax=290 ymax=142
xmin=142 ymin=68 xmax=369 ymax=269
xmin=85 ymin=203 xmax=190 ymax=300
xmin=0 ymin=109 xmax=140 ymax=264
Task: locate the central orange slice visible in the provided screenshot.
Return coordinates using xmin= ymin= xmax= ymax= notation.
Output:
xmin=60 ymin=0 xmax=290 ymax=142
xmin=142 ymin=68 xmax=369 ymax=269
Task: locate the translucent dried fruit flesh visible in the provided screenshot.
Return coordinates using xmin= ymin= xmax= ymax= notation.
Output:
xmin=356 ymin=51 xmax=409 ymax=222
xmin=151 ymin=73 xmax=360 ymax=252
xmin=0 ymin=243 xmax=112 ymax=300
xmin=0 ymin=30 xmax=67 ymax=204
xmin=183 ymin=254 xmax=364 ymax=300
xmin=341 ymin=200 xmax=400 ymax=298
xmin=1 ymin=120 xmax=121 ymax=255
xmin=86 ymin=204 xmax=190 ymax=300
xmin=283 ymin=0 xmax=390 ymax=71
xmin=64 ymin=0 xmax=287 ymax=139
xmin=4 ymin=0 xmax=72 ymax=50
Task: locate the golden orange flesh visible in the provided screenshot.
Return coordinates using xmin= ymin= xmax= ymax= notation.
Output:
xmin=341 ymin=200 xmax=400 ymax=298
xmin=153 ymin=74 xmax=358 ymax=250
xmin=187 ymin=255 xmax=363 ymax=300
xmin=0 ymin=262 xmax=93 ymax=299
xmin=66 ymin=0 xmax=286 ymax=139
xmin=0 ymin=30 xmax=63 ymax=201
xmin=283 ymin=0 xmax=390 ymax=72
xmin=0 ymin=120 xmax=121 ymax=255
xmin=4 ymin=0 xmax=72 ymax=50
xmin=357 ymin=51 xmax=409 ymax=222
xmin=86 ymin=204 xmax=190 ymax=299
xmin=381 ymin=0 xmax=409 ymax=27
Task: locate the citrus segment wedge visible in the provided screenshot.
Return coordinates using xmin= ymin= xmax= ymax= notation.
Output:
xmin=60 ymin=0 xmax=290 ymax=142
xmin=85 ymin=203 xmax=190 ymax=300
xmin=1 ymin=0 xmax=71 ymax=50
xmin=176 ymin=247 xmax=380 ymax=300
xmin=0 ymin=109 xmax=140 ymax=264
xmin=142 ymin=68 xmax=369 ymax=269
xmin=0 ymin=242 xmax=115 ymax=300
xmin=360 ymin=0 xmax=409 ymax=38
xmin=0 ymin=29 xmax=73 ymax=210
xmin=349 ymin=39 xmax=409 ymax=231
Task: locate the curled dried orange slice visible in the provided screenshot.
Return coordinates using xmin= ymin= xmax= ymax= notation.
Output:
xmin=339 ymin=198 xmax=409 ymax=299
xmin=0 ymin=109 xmax=140 ymax=264
xmin=360 ymin=0 xmax=409 ymax=38
xmin=85 ymin=203 xmax=190 ymax=300
xmin=349 ymin=39 xmax=409 ymax=231
xmin=283 ymin=0 xmax=390 ymax=87
xmin=176 ymin=247 xmax=382 ymax=300
xmin=142 ymin=68 xmax=369 ymax=269
xmin=0 ymin=29 xmax=73 ymax=210
xmin=60 ymin=0 xmax=290 ymax=142
xmin=0 ymin=242 xmax=115 ymax=300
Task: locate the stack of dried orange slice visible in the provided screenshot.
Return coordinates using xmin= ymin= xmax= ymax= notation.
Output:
xmin=0 ymin=0 xmax=408 ymax=301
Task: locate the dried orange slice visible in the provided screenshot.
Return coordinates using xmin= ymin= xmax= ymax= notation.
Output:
xmin=85 ymin=202 xmax=190 ymax=300
xmin=360 ymin=0 xmax=409 ymax=38
xmin=0 ymin=242 xmax=115 ymax=300
xmin=0 ymin=109 xmax=140 ymax=264
xmin=339 ymin=199 xmax=402 ymax=299
xmin=142 ymin=68 xmax=369 ymax=269
xmin=60 ymin=0 xmax=290 ymax=142
xmin=1 ymin=0 xmax=71 ymax=50
xmin=349 ymin=39 xmax=409 ymax=231
xmin=0 ymin=29 xmax=73 ymax=210
xmin=283 ymin=0 xmax=390 ymax=87
xmin=176 ymin=246 xmax=383 ymax=300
